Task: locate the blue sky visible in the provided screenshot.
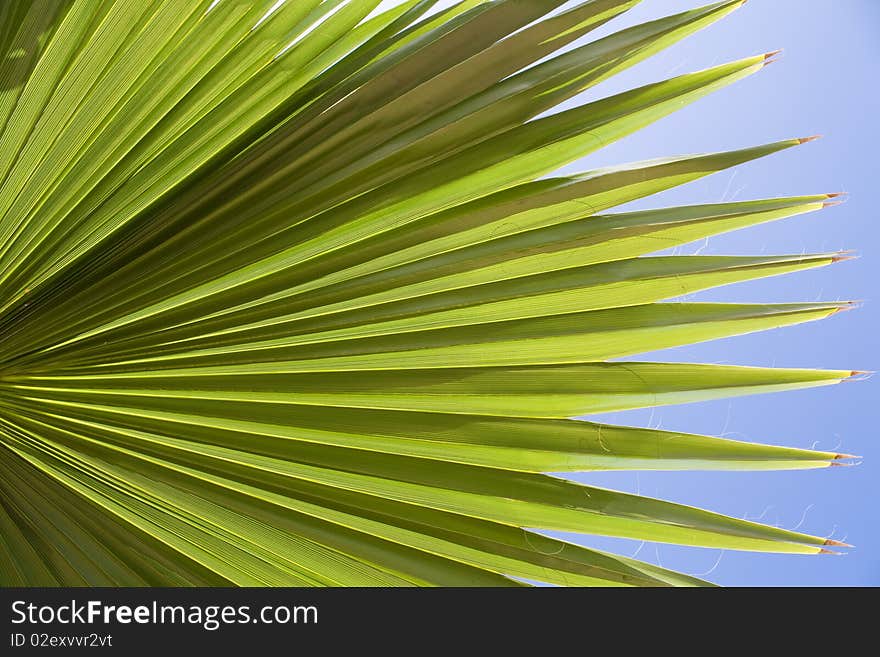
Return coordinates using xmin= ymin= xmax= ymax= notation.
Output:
xmin=548 ymin=0 xmax=879 ymax=587
xmin=377 ymin=0 xmax=879 ymax=586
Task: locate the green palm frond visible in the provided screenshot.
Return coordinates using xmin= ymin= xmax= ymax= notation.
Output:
xmin=0 ymin=0 xmax=857 ymax=587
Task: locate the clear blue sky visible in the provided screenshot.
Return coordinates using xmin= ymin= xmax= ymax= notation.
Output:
xmin=378 ymin=0 xmax=879 ymax=585
xmin=546 ymin=0 xmax=878 ymax=587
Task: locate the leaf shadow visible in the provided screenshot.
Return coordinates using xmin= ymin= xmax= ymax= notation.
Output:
xmin=1 ymin=1 xmax=70 ymax=93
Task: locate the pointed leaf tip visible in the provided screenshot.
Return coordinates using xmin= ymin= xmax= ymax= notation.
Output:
xmin=824 ymin=539 xmax=853 ymax=548
xmin=798 ymin=135 xmax=823 ymax=144
xmin=823 ymin=192 xmax=848 ymax=208
xmin=842 ymin=371 xmax=873 ymax=384
xmin=763 ymin=49 xmax=783 ymax=66
xmin=829 ymin=302 xmax=860 ymax=315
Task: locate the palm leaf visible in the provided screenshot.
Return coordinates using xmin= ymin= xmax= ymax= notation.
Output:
xmin=0 ymin=0 xmax=857 ymax=587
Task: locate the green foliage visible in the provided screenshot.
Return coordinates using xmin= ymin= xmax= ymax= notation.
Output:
xmin=0 ymin=0 xmax=856 ymax=586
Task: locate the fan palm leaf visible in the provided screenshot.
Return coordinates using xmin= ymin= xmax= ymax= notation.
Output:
xmin=0 ymin=0 xmax=857 ymax=587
